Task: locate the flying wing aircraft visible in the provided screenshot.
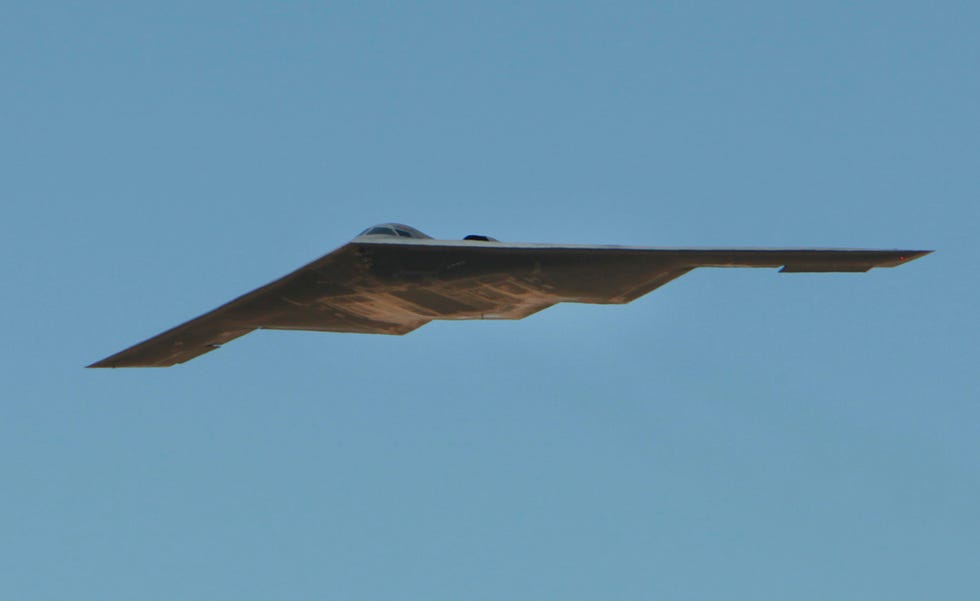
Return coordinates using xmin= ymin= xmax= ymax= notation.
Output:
xmin=88 ymin=223 xmax=930 ymax=367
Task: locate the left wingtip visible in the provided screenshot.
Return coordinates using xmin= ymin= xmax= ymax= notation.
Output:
xmin=87 ymin=359 xmax=116 ymax=368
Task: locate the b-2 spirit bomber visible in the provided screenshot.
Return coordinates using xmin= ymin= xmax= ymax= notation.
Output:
xmin=89 ymin=223 xmax=930 ymax=367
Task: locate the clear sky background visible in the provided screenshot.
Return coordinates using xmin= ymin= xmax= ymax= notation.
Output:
xmin=2 ymin=1 xmax=977 ymax=599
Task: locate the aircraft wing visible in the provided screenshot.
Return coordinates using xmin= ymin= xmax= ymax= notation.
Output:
xmin=88 ymin=243 xmax=429 ymax=368
xmin=89 ymin=241 xmax=929 ymax=367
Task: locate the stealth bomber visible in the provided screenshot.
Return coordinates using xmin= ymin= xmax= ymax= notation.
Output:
xmin=89 ymin=224 xmax=930 ymax=367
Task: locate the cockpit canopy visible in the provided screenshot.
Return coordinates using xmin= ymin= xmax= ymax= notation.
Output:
xmin=357 ymin=223 xmax=432 ymax=239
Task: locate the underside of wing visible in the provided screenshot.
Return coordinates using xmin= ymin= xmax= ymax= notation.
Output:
xmin=87 ymin=323 xmax=256 ymax=368
xmin=88 ymin=244 xmax=430 ymax=367
xmin=651 ymin=248 xmax=932 ymax=273
xmin=347 ymin=242 xmax=931 ymax=315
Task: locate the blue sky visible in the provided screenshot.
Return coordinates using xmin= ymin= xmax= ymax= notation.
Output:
xmin=2 ymin=1 xmax=977 ymax=599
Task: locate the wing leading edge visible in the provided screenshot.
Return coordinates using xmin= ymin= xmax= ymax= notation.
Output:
xmin=88 ymin=241 xmax=930 ymax=367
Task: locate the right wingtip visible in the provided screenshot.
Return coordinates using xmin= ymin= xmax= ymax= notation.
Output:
xmin=896 ymin=250 xmax=933 ymax=266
